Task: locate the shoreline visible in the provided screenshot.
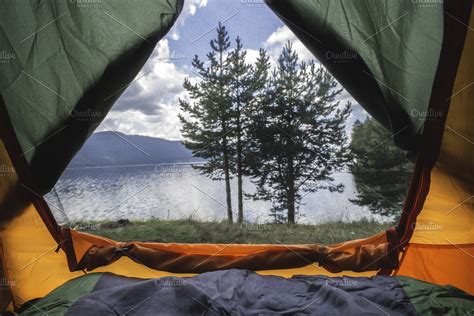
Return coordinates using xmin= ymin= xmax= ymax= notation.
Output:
xmin=74 ymin=218 xmax=393 ymax=245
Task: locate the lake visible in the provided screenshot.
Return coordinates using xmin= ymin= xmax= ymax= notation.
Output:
xmin=45 ymin=164 xmax=388 ymax=225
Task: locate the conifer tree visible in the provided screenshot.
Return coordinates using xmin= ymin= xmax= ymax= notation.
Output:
xmin=350 ymin=117 xmax=413 ymax=218
xmin=227 ymin=39 xmax=269 ymax=223
xmin=248 ymin=42 xmax=351 ymax=224
xmin=178 ymin=23 xmax=234 ymax=222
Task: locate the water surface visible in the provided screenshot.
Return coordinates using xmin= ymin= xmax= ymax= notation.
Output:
xmin=46 ymin=164 xmax=387 ymax=225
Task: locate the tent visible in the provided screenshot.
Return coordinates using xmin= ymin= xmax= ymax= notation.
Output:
xmin=0 ymin=0 xmax=472 ymax=314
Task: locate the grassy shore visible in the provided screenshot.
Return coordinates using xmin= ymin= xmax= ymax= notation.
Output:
xmin=77 ymin=218 xmax=393 ymax=245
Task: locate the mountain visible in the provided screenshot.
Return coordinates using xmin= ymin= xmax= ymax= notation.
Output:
xmin=69 ymin=132 xmax=203 ymax=167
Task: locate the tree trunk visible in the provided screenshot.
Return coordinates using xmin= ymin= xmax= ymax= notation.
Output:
xmin=236 ymin=94 xmax=244 ymax=223
xmin=287 ymin=158 xmax=296 ymax=224
xmin=218 ymin=47 xmax=233 ymax=223
xmin=287 ymin=187 xmax=296 ymax=224
xmin=237 ymin=128 xmax=243 ymax=223
xmin=222 ymin=129 xmax=233 ymax=223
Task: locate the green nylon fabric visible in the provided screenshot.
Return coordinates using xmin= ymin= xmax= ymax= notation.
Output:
xmin=396 ymin=276 xmax=474 ymax=315
xmin=0 ymin=0 xmax=183 ymax=193
xmin=265 ymin=0 xmax=443 ymax=151
xmin=19 ymin=273 xmax=102 ymax=316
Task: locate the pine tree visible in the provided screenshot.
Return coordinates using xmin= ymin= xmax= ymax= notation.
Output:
xmin=227 ymin=37 xmax=248 ymax=223
xmin=227 ymin=39 xmax=269 ymax=223
xmin=178 ymin=23 xmax=234 ymax=222
xmin=350 ymin=117 xmax=414 ymax=218
xmin=247 ymin=42 xmax=351 ymax=224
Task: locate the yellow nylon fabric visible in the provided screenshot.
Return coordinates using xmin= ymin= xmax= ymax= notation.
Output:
xmin=396 ymin=243 xmax=474 ymax=295
xmin=395 ymin=7 xmax=474 ymax=295
xmin=409 ymin=8 xmax=474 ymax=245
xmin=1 ymin=204 xmax=84 ymax=306
xmin=1 ymin=206 xmax=376 ymax=306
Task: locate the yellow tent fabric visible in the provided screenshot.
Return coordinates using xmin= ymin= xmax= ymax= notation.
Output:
xmin=395 ymin=8 xmax=474 ymax=294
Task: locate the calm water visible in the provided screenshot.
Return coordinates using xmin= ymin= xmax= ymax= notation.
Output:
xmin=45 ymin=164 xmax=387 ymax=225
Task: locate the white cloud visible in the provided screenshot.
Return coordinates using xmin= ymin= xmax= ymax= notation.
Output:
xmin=265 ymin=25 xmax=294 ymax=46
xmin=98 ymin=108 xmax=183 ymax=140
xmin=98 ymin=39 xmax=194 ymax=140
xmin=244 ymin=48 xmax=261 ymax=65
xmin=168 ymin=0 xmax=208 ymax=40
xmin=263 ymin=25 xmax=316 ymax=63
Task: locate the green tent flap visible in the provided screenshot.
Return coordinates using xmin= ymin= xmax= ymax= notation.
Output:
xmin=19 ymin=273 xmax=102 ymax=316
xmin=266 ymin=0 xmax=444 ymax=151
xmin=0 ymin=0 xmax=183 ymax=194
xmin=397 ymin=276 xmax=474 ymax=315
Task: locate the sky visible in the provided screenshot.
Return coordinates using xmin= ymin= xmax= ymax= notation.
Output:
xmin=96 ymin=0 xmax=367 ymax=140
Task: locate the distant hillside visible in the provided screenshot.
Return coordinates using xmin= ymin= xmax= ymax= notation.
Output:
xmin=69 ymin=132 xmax=203 ymax=167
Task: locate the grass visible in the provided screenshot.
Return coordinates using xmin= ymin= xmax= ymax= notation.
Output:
xmin=77 ymin=218 xmax=393 ymax=245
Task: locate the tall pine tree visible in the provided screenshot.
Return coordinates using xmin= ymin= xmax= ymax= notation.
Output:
xmin=350 ymin=117 xmax=413 ymax=218
xmin=179 ymin=23 xmax=234 ymax=222
xmin=247 ymin=43 xmax=351 ymax=224
xmin=227 ymin=39 xmax=269 ymax=223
